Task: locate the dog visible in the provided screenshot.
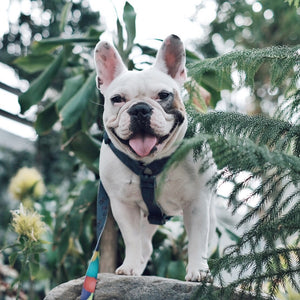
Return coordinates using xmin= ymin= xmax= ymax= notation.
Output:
xmin=94 ymin=34 xmax=216 ymax=282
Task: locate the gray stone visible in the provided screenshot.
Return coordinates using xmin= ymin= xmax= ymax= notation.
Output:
xmin=44 ymin=273 xmax=200 ymax=300
xmin=44 ymin=273 xmax=276 ymax=300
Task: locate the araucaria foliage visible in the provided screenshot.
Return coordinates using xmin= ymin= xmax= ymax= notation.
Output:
xmin=180 ymin=45 xmax=300 ymax=299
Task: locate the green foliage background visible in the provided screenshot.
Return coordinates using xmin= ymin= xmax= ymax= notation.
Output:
xmin=0 ymin=0 xmax=299 ymax=299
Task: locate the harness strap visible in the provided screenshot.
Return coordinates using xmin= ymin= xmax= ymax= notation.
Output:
xmin=103 ymin=132 xmax=172 ymax=225
xmin=80 ymin=182 xmax=109 ymax=300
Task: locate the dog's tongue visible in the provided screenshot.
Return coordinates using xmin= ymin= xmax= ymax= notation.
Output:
xmin=129 ymin=134 xmax=158 ymax=157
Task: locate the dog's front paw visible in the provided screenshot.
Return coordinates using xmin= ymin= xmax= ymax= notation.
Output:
xmin=115 ymin=264 xmax=141 ymax=276
xmin=185 ymin=265 xmax=213 ymax=283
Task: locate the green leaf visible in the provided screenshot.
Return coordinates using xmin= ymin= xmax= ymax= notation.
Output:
xmin=123 ymin=2 xmax=136 ymax=53
xmin=137 ymin=44 xmax=157 ymax=58
xmin=62 ymin=131 xmax=101 ymax=174
xmin=37 ymin=36 xmax=99 ymax=46
xmin=31 ymin=41 xmax=61 ymax=55
xmin=59 ymin=2 xmax=72 ymax=33
xmin=116 ymin=18 xmax=124 ymax=54
xmin=31 ymin=36 xmax=99 ymax=54
xmin=29 ymin=257 xmax=40 ymax=277
xmin=86 ymin=27 xmax=104 ymax=39
xmin=57 ymin=229 xmax=70 ymax=262
xmin=225 ymin=228 xmax=241 ymax=243
xmin=59 ymin=71 xmax=96 ymax=128
xmin=69 ymin=181 xmax=97 ymax=232
xmin=153 ymin=247 xmax=172 ymax=277
xmin=14 ymin=54 xmax=54 ymax=74
xmin=35 ymin=102 xmax=58 ymax=135
xmin=186 ymin=49 xmax=202 ymax=63
xmin=285 ymin=0 xmax=300 ymax=8
xmin=19 ymin=50 xmax=65 ymax=113
xmin=167 ymin=260 xmax=186 ymax=280
xmin=9 ymin=252 xmax=18 ymax=267
xmin=56 ymin=74 xmax=86 ymax=111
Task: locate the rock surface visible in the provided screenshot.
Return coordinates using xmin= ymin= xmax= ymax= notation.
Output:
xmin=44 ymin=273 xmax=200 ymax=300
xmin=44 ymin=273 xmax=275 ymax=300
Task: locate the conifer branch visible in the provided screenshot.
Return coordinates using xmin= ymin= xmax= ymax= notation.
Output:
xmin=188 ymin=45 xmax=300 ymax=94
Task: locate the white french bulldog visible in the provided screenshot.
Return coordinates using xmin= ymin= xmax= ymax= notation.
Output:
xmin=94 ymin=34 xmax=215 ymax=282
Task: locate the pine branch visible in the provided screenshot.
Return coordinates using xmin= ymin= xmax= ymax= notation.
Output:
xmin=186 ymin=108 xmax=300 ymax=157
xmin=167 ymin=108 xmax=300 ymax=297
xmin=212 ymin=247 xmax=300 ymax=297
xmin=188 ymin=45 xmax=300 ymax=94
xmin=275 ymin=90 xmax=300 ymax=127
xmin=181 ymin=45 xmax=300 ymax=298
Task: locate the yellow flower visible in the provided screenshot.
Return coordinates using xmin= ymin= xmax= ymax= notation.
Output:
xmin=11 ymin=204 xmax=46 ymax=241
xmin=9 ymin=167 xmax=46 ymax=201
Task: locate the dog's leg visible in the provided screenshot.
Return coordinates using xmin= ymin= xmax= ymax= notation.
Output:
xmin=141 ymin=216 xmax=158 ymax=267
xmin=110 ymin=201 xmax=144 ymax=276
xmin=183 ymin=198 xmax=211 ymax=282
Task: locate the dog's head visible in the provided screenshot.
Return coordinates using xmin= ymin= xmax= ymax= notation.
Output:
xmin=94 ymin=34 xmax=187 ymax=162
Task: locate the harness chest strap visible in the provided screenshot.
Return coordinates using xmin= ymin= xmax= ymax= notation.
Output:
xmin=103 ymin=131 xmax=172 ymax=225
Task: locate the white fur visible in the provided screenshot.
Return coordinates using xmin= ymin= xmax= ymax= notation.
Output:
xmin=95 ymin=35 xmax=216 ymax=281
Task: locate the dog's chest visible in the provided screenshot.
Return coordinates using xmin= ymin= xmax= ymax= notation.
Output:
xmin=100 ymin=144 xmax=197 ymax=216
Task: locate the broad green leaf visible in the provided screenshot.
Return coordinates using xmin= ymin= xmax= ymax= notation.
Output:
xmin=86 ymin=27 xmax=103 ymax=39
xmin=35 ymin=102 xmax=58 ymax=135
xmin=116 ymin=18 xmax=124 ymax=55
xmin=19 ymin=50 xmax=65 ymax=113
xmin=137 ymin=44 xmax=157 ymax=58
xmin=186 ymin=49 xmax=202 ymax=63
xmin=31 ymin=41 xmax=61 ymax=55
xmin=59 ymin=2 xmax=72 ymax=33
xmin=31 ymin=36 xmax=98 ymax=54
xmin=73 ymin=181 xmax=98 ymax=208
xmin=123 ymin=2 xmax=136 ymax=53
xmin=14 ymin=54 xmax=54 ymax=74
xmin=57 ymin=229 xmax=70 ymax=262
xmin=56 ymin=74 xmax=86 ymax=111
xmin=59 ymin=71 xmax=96 ymax=128
xmin=38 ymin=36 xmax=99 ymax=46
xmin=63 ymin=131 xmax=100 ymax=173
xmin=69 ymin=181 xmax=97 ymax=232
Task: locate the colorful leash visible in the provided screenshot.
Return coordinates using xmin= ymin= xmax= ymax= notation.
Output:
xmin=80 ymin=182 xmax=109 ymax=300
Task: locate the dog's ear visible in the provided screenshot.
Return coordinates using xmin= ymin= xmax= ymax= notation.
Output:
xmin=154 ymin=35 xmax=187 ymax=86
xmin=94 ymin=41 xmax=127 ymax=93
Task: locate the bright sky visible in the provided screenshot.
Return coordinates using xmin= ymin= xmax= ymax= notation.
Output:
xmin=0 ymin=0 xmax=217 ymax=140
xmin=89 ymin=0 xmax=216 ymax=45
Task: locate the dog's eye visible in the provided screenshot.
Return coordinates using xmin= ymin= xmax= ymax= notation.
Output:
xmin=111 ymin=95 xmax=125 ymax=104
xmin=158 ymin=91 xmax=173 ymax=101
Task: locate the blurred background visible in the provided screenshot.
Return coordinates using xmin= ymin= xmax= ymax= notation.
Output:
xmin=0 ymin=0 xmax=299 ymax=299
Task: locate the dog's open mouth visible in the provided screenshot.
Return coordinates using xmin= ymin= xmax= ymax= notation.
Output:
xmin=129 ymin=134 xmax=158 ymax=157
xmin=114 ymin=132 xmax=169 ymax=158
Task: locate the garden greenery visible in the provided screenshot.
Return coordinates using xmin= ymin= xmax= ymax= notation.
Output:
xmin=6 ymin=1 xmax=299 ymax=299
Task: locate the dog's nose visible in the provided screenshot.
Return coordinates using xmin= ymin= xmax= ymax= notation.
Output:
xmin=128 ymin=103 xmax=152 ymax=117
